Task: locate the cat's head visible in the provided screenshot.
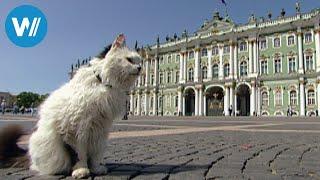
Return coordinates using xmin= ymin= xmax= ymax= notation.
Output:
xmin=98 ymin=34 xmax=142 ymax=89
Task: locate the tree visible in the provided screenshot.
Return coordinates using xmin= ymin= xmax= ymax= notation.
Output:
xmin=16 ymin=92 xmax=40 ymax=108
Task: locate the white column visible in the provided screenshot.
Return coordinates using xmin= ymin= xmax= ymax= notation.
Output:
xmin=257 ymin=87 xmax=261 ymax=116
xmin=317 ymin=80 xmax=320 ymax=115
xmin=144 ymin=93 xmax=149 ymax=116
xmin=178 ymin=89 xmax=183 ymax=116
xmin=218 ymin=45 xmax=224 ymax=80
xmin=208 ymin=47 xmax=213 ymax=80
xmin=229 ymin=86 xmax=234 ymax=116
xmin=253 ymin=40 xmax=258 ymax=75
xmin=138 ymin=75 xmax=141 ymax=87
xmin=130 ymin=93 xmax=134 ymax=114
xmin=229 ymin=43 xmax=234 ymax=79
xmin=299 ymin=80 xmax=306 ymax=116
xmin=153 ymin=92 xmax=157 ymax=116
xmin=315 ymin=29 xmax=320 ymax=72
xmin=145 ymin=60 xmax=150 ymax=86
xmin=204 ymin=95 xmax=207 ymax=116
xmin=194 ymin=49 xmax=200 ymax=82
xmin=182 ymin=95 xmax=186 ymax=116
xmin=224 ymin=87 xmax=230 ymax=116
xmin=248 ymin=40 xmax=253 ymax=75
xmin=234 ymin=44 xmax=238 ymax=79
xmin=179 ymin=52 xmax=184 ymax=83
xmin=199 ymin=87 xmax=203 ymax=116
xmin=195 ymin=88 xmax=199 ymax=116
xmin=137 ymin=93 xmax=141 ymax=115
xmin=297 ymin=31 xmax=304 ymax=74
xmin=154 ymin=57 xmax=159 ymax=86
xmin=250 ymin=84 xmax=256 ymax=116
xmin=234 ymin=94 xmax=238 ymax=116
xmin=183 ymin=53 xmax=187 ymax=82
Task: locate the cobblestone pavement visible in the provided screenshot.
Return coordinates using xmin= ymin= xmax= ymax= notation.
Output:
xmin=1 ymin=116 xmax=320 ymax=180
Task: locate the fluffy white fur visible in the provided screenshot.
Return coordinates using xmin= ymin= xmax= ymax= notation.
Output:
xmin=28 ymin=34 xmax=142 ymax=178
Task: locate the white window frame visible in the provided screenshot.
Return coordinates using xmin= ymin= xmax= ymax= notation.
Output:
xmin=287 ymin=34 xmax=295 ymax=47
xmin=260 ymin=59 xmax=268 ymax=75
xmin=261 ymin=90 xmax=269 ymax=106
xmin=239 ymin=41 xmax=248 ymax=52
xmin=287 ymin=56 xmax=297 ymax=73
xmin=273 ymin=36 xmax=281 ymax=48
xmin=304 ymin=52 xmax=315 ymax=71
xmin=304 ymin=31 xmax=313 ymax=44
xmin=274 ymin=56 xmax=282 ymax=74
xmin=274 ymin=88 xmax=283 ymax=106
xmin=289 ymin=90 xmax=298 ymax=106
xmin=259 ymin=38 xmax=268 ymax=50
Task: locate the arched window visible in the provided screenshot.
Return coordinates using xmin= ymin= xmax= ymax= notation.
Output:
xmin=290 ymin=91 xmax=297 ymax=106
xmin=274 ymin=37 xmax=281 ymax=47
xmin=189 ymin=51 xmax=194 ymax=59
xmin=224 ymin=64 xmax=230 ymax=77
xmin=240 ymin=61 xmax=247 ymax=76
xmin=275 ymin=90 xmax=282 ymax=106
xmin=274 ymin=58 xmax=281 ymax=73
xmin=287 ymin=35 xmax=295 ymax=46
xmin=262 ymin=91 xmax=269 ymax=106
xmin=201 ymin=48 xmax=207 ymax=57
xmin=307 ymin=90 xmax=315 ymax=105
xmin=202 ymin=66 xmax=207 ymax=79
xmin=212 ymin=64 xmax=219 ymax=78
xmin=160 ymin=57 xmax=164 ymax=64
xmin=188 ymin=68 xmax=194 ymax=81
xmin=239 ymin=42 xmax=247 ymax=51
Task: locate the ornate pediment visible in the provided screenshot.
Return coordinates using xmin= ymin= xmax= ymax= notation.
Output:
xmin=197 ymin=12 xmax=234 ymax=35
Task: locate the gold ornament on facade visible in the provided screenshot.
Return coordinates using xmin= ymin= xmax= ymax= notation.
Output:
xmin=194 ymin=47 xmax=201 ymax=52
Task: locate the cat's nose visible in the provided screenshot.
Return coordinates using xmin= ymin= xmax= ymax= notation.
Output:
xmin=137 ymin=66 xmax=141 ymax=72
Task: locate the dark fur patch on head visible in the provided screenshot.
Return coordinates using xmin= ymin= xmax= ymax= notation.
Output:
xmin=96 ymin=44 xmax=112 ymax=59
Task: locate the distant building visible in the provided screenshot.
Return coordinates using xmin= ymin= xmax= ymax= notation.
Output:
xmin=130 ymin=7 xmax=320 ymax=117
xmin=0 ymin=92 xmax=15 ymax=108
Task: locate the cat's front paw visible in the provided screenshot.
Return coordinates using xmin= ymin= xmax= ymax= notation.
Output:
xmin=72 ymin=168 xmax=90 ymax=179
xmin=91 ymin=165 xmax=108 ymax=175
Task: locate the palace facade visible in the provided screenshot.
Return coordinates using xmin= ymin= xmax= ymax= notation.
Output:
xmin=130 ymin=7 xmax=320 ymax=117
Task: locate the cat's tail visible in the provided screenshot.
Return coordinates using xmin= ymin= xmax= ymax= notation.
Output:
xmin=0 ymin=125 xmax=29 ymax=168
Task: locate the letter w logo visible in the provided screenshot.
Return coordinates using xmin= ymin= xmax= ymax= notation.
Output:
xmin=11 ymin=17 xmax=41 ymax=37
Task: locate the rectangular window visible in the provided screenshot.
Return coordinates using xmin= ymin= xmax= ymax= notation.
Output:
xmin=305 ymin=33 xmax=312 ymax=43
xmin=175 ymin=71 xmax=179 ymax=83
xmin=305 ymin=55 xmax=314 ymax=71
xmin=212 ymin=47 xmax=219 ymax=55
xmin=274 ymin=38 xmax=281 ymax=48
xmin=287 ymin=36 xmax=295 ymax=46
xmin=288 ymin=57 xmax=296 ymax=73
xmin=260 ymin=39 xmax=267 ymax=50
xmin=260 ymin=60 xmax=268 ymax=74
xmin=223 ymin=46 xmax=230 ymax=54
xmin=274 ymin=59 xmax=281 ymax=73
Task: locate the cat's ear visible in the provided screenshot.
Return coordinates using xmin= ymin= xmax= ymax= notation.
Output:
xmin=111 ymin=34 xmax=126 ymax=49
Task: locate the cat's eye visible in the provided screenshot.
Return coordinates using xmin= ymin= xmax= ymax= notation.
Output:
xmin=126 ymin=57 xmax=134 ymax=64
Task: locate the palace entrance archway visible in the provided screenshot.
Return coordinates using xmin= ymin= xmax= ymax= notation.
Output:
xmin=205 ymin=86 xmax=224 ymax=116
xmin=236 ymin=84 xmax=250 ymax=116
xmin=184 ymin=88 xmax=195 ymax=116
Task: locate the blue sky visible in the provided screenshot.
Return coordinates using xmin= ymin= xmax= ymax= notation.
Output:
xmin=1 ymin=0 xmax=319 ymax=94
